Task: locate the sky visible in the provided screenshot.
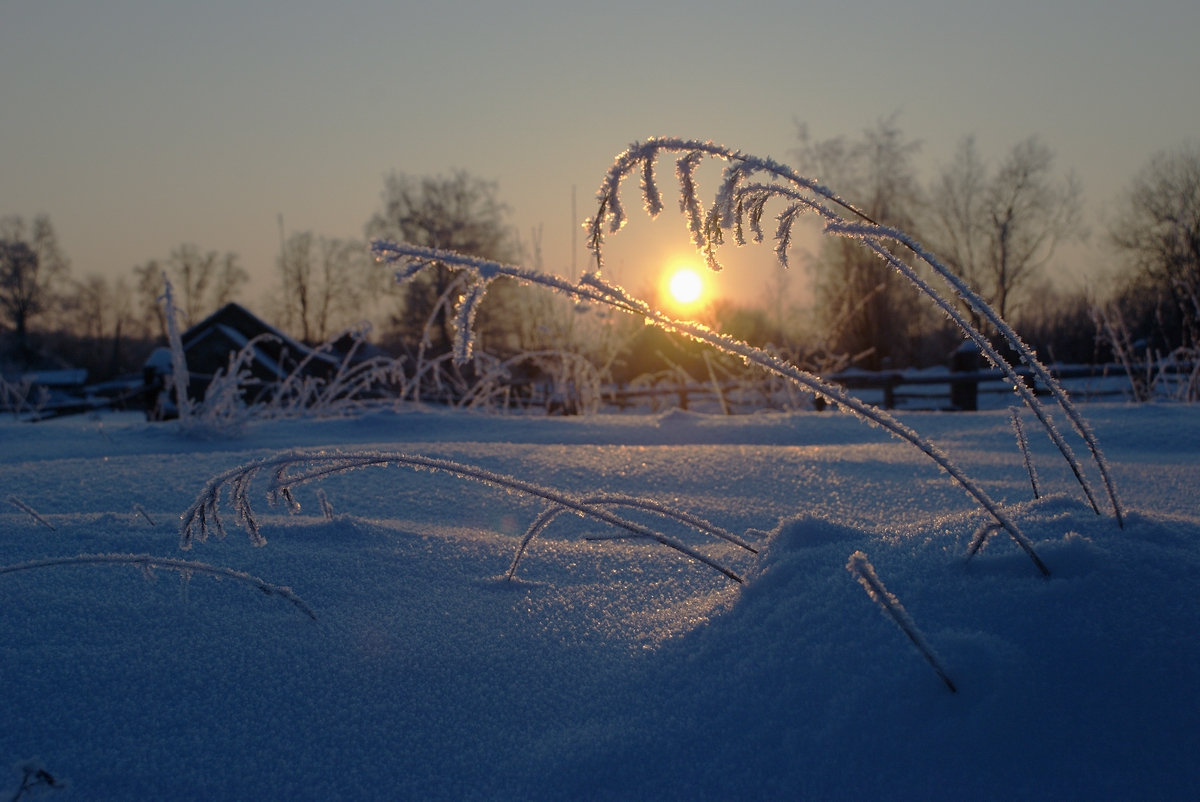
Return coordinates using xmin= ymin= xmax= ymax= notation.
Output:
xmin=2 ymin=0 xmax=1198 ymax=313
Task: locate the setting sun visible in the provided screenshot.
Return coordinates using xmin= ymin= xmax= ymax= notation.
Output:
xmin=668 ymin=268 xmax=704 ymax=305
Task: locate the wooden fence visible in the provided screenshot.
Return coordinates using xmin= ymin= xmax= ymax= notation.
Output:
xmin=602 ymin=363 xmax=1160 ymax=413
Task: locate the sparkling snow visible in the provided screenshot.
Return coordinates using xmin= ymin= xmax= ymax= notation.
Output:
xmin=1 ymin=404 xmax=1197 ymax=799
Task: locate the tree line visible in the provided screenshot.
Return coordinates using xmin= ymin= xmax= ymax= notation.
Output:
xmin=2 ymin=128 xmax=1198 ymax=384
xmin=789 ymin=120 xmax=1198 ymax=372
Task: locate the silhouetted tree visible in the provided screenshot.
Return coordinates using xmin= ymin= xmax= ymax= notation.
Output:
xmin=793 ymin=116 xmax=931 ymax=368
xmin=275 ymin=231 xmax=372 ymax=344
xmin=132 ymin=244 xmax=248 ymax=337
xmin=1108 ymin=142 xmax=1200 ymax=350
xmin=926 ymin=136 xmax=1084 ymax=329
xmin=0 ymin=215 xmax=71 ymax=367
xmin=365 ymin=170 xmax=518 ymax=355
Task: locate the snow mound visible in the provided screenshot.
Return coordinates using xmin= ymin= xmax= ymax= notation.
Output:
xmin=552 ymin=498 xmax=1200 ymax=799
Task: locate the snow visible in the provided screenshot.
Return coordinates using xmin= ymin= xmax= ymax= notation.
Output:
xmin=1 ymin=404 xmax=1197 ymax=799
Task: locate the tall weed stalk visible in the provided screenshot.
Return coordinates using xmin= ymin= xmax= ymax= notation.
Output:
xmin=846 ymin=551 xmax=956 ymax=692
xmin=1011 ymin=407 xmax=1041 ymax=500
xmin=0 ymin=553 xmax=315 ymax=619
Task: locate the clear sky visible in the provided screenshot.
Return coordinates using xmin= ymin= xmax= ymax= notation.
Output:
xmin=2 ymin=0 xmax=1197 ymax=311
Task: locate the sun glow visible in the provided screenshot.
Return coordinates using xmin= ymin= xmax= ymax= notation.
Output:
xmin=668 ymin=268 xmax=704 ymax=305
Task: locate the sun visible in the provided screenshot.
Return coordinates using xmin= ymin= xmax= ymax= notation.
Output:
xmin=668 ymin=267 xmax=704 ymax=305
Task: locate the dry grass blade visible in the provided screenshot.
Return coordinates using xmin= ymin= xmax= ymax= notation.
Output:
xmin=505 ymin=492 xmax=756 ymax=580
xmin=847 ymin=551 xmax=956 ymax=693
xmin=5 ymin=496 xmax=55 ymax=531
xmin=0 ymin=553 xmax=316 ymax=619
xmin=1011 ymin=407 xmax=1042 ymax=500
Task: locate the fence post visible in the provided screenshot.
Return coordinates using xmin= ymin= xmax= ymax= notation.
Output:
xmin=883 ymin=377 xmax=897 ymax=409
xmin=880 ymin=358 xmax=898 ymax=409
xmin=949 ymin=341 xmax=980 ymax=411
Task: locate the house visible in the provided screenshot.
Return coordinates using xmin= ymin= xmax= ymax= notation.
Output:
xmin=144 ymin=303 xmax=387 ymax=419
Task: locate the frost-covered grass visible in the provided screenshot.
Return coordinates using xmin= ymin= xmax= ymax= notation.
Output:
xmin=1 ymin=405 xmax=1197 ymax=799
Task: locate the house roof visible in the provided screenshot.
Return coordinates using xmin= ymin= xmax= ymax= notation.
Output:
xmin=182 ymin=302 xmax=393 ymax=378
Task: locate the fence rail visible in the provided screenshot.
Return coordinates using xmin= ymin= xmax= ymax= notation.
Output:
xmin=601 ymin=362 xmax=1191 ymax=413
xmin=4 ymin=360 xmax=1195 ymax=420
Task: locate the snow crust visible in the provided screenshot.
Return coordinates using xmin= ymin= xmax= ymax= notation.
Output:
xmin=1 ymin=404 xmax=1197 ymax=799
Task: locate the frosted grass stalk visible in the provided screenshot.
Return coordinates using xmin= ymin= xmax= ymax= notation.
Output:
xmin=846 ymin=551 xmax=956 ymax=693
xmin=159 ymin=273 xmax=193 ymax=425
xmin=967 ymin=522 xmax=1004 ymax=557
xmin=316 ymin=488 xmax=334 ymax=520
xmin=506 ymin=492 xmax=756 ymax=580
xmin=183 ymin=451 xmax=745 ymax=583
xmin=5 ymin=496 xmax=54 ymax=531
xmin=132 ymin=504 xmax=156 ymax=526
xmin=702 ymin=351 xmax=730 ymax=415
xmin=8 ymin=759 xmax=66 ymax=800
xmin=1011 ymin=407 xmax=1041 ymax=500
xmin=0 ymin=553 xmax=316 ymax=619
xmin=585 ymin=138 xmax=1121 ymax=528
xmin=837 ymin=222 xmax=1120 ymax=526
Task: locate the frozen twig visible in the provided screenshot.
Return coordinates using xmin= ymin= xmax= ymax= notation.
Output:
xmin=846 ymin=551 xmax=956 ymax=693
xmin=5 ymin=496 xmax=55 ymax=531
xmin=1010 ymin=407 xmax=1041 ymax=500
xmin=0 ymin=553 xmax=316 ymax=620
xmin=132 ymin=503 xmax=157 ymax=526
xmin=505 ymin=492 xmax=756 ymax=580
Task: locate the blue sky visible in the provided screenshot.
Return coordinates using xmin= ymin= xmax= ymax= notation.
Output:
xmin=2 ymin=0 xmax=1197 ymax=308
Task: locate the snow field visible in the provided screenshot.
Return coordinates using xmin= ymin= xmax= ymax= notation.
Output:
xmin=1 ymin=405 xmax=1197 ymax=799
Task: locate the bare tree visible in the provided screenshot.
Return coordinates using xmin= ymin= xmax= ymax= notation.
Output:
xmin=366 ymin=170 xmax=514 ymax=257
xmin=1108 ymin=142 xmax=1200 ymax=349
xmin=925 ymin=137 xmax=989 ymax=299
xmin=131 ymin=244 xmax=248 ymax=337
xmin=131 ymin=259 xmax=167 ymax=338
xmin=276 ymin=230 xmax=371 ymax=344
xmin=0 ymin=215 xmax=71 ymax=350
xmin=62 ymin=274 xmax=130 ymax=342
xmin=365 ymin=170 xmax=517 ymax=354
xmin=793 ymin=116 xmax=930 ymax=368
xmin=53 ymin=273 xmax=142 ymax=379
xmin=167 ymin=244 xmax=247 ymax=327
xmin=927 ymin=136 xmax=1084 ymax=329
xmin=277 ymin=230 xmax=315 ymax=341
